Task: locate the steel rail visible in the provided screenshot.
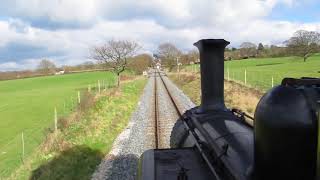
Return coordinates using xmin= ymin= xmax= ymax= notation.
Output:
xmin=154 ymin=70 xmax=182 ymax=148
xmin=157 ymin=70 xmax=183 ymax=117
xmin=156 ymin=69 xmax=222 ymax=180
xmin=154 ymin=70 xmax=159 ymax=149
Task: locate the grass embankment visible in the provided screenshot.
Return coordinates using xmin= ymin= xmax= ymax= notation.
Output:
xmin=175 ymin=55 xmax=320 ymax=113
xmin=0 ymin=72 xmax=115 ymax=178
xmin=170 ymin=73 xmax=262 ymax=116
xmin=8 ymin=77 xmax=146 ymax=179
xmin=183 ymin=54 xmax=320 ymax=91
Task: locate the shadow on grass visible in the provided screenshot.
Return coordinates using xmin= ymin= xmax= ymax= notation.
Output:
xmin=255 ymin=62 xmax=283 ymax=66
xmin=30 ymin=145 xmax=103 ymax=180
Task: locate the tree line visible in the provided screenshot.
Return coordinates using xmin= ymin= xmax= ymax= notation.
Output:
xmin=226 ymin=30 xmax=320 ymax=61
xmin=90 ymin=40 xmax=199 ymax=86
xmin=1 ymin=30 xmax=319 ymax=82
xmin=0 ymin=54 xmax=153 ymax=81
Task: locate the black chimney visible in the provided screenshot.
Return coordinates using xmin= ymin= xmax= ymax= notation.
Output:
xmin=194 ymin=39 xmax=230 ymax=112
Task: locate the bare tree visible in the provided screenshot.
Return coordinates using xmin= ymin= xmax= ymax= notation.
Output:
xmin=285 ymin=30 xmax=320 ymax=62
xmin=128 ymin=53 xmax=153 ymax=74
xmin=178 ymin=49 xmax=200 ymax=64
xmin=240 ymin=42 xmax=257 ymax=58
xmin=37 ymin=59 xmax=56 ymax=75
xmin=90 ymin=40 xmax=140 ymax=87
xmin=157 ymin=43 xmax=181 ymax=72
xmin=187 ymin=49 xmax=199 ymax=63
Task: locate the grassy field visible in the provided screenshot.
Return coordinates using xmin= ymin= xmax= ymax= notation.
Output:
xmin=225 ymin=54 xmax=320 ymax=90
xmin=0 ymin=72 xmax=116 ymax=178
xmin=184 ymin=54 xmax=320 ymax=91
xmin=9 ymin=77 xmax=146 ymax=179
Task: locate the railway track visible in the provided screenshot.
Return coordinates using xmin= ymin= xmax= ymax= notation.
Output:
xmin=92 ymin=69 xmax=195 ymax=180
xmin=152 ymin=69 xmax=184 ymax=149
xmin=150 ymin=70 xmax=254 ymax=149
xmin=150 ymin=70 xmax=253 ymax=150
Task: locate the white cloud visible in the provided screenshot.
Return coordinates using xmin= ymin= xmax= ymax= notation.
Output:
xmin=0 ymin=62 xmax=18 ymax=71
xmin=11 ymin=0 xmax=100 ymax=24
xmin=0 ymin=59 xmax=45 ymax=71
xmin=0 ymin=0 xmax=319 ymax=71
xmin=2 ymin=0 xmax=295 ymax=28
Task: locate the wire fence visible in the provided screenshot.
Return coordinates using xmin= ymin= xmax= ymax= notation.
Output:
xmin=223 ymin=67 xmax=320 ymax=91
xmin=0 ymin=78 xmax=116 ymax=178
xmin=224 ymin=68 xmax=278 ymax=91
xmin=181 ymin=64 xmax=318 ymax=92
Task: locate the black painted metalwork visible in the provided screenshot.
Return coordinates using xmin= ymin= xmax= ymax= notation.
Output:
xmin=254 ymin=78 xmax=319 ymax=180
xmin=139 ymin=39 xmax=319 ymax=180
xmin=194 ymin=39 xmax=230 ymax=112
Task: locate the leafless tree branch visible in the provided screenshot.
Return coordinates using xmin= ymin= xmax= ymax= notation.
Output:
xmin=90 ymin=40 xmax=141 ymax=86
xmin=285 ymin=30 xmax=320 ymax=62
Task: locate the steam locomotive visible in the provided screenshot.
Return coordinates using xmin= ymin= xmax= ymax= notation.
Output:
xmin=139 ymin=39 xmax=320 ymax=180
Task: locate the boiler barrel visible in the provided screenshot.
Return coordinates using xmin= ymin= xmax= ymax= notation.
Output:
xmin=254 ymin=83 xmax=318 ymax=180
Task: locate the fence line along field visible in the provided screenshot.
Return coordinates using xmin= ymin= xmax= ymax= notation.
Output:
xmin=224 ymin=54 xmax=320 ymax=90
xmin=0 ymin=71 xmax=116 ymax=178
xmin=184 ymin=54 xmax=320 ymax=91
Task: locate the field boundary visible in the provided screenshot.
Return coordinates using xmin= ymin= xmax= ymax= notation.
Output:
xmin=0 ymin=72 xmax=117 ymax=178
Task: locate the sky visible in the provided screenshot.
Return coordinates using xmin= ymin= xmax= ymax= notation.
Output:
xmin=0 ymin=0 xmax=319 ymax=71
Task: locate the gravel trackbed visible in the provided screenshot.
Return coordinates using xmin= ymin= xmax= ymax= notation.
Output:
xmin=91 ymin=74 xmax=195 ymax=180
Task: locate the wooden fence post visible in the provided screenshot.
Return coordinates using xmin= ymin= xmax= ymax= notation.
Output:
xmin=244 ymin=69 xmax=247 ymax=85
xmin=54 ymin=107 xmax=57 ymax=132
xmin=21 ymin=132 xmax=25 ymax=161
xmin=78 ymin=91 xmax=81 ymax=104
xmin=88 ymin=84 xmax=91 ymax=92
xmin=98 ymin=80 xmax=101 ymax=93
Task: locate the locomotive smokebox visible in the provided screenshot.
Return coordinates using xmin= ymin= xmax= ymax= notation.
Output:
xmin=194 ymin=39 xmax=230 ymax=112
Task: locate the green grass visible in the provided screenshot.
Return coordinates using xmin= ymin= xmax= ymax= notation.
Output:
xmin=225 ymin=55 xmax=320 ymax=90
xmin=184 ymin=54 xmax=320 ymax=91
xmin=0 ymin=72 xmax=116 ymax=178
xmin=11 ymin=78 xmax=146 ymax=180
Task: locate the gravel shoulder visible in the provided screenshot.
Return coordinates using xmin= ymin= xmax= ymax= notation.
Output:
xmin=91 ymin=74 xmax=195 ymax=180
xmin=161 ymin=75 xmax=195 ymax=111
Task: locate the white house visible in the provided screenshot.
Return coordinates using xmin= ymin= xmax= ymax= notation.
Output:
xmin=55 ymin=70 xmax=65 ymax=75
